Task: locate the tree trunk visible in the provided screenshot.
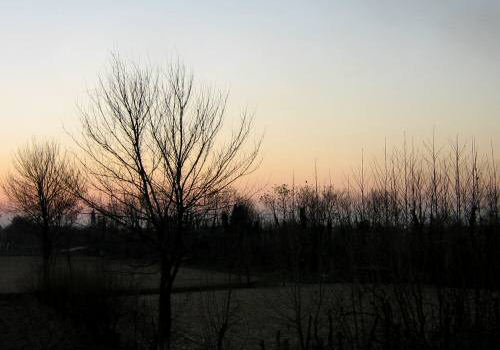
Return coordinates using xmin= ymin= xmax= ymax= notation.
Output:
xmin=158 ymin=211 xmax=184 ymax=350
xmin=41 ymin=227 xmax=52 ymax=289
xmin=158 ymin=255 xmax=173 ymax=350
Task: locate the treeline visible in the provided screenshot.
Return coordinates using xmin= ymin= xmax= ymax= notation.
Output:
xmin=3 ymin=137 xmax=498 ymax=290
xmin=186 ymin=138 xmax=500 ymax=350
xmin=190 ymin=137 xmax=500 ymax=289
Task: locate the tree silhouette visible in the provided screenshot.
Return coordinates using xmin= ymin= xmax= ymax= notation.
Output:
xmin=74 ymin=54 xmax=261 ymax=350
xmin=2 ymin=140 xmax=79 ymax=287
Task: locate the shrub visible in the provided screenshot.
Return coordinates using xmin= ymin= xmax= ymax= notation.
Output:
xmin=37 ymin=258 xmax=124 ymax=346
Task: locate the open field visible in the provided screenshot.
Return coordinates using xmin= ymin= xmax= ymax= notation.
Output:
xmin=2 ymin=255 xmax=500 ymax=349
xmin=0 ymin=286 xmax=321 ymax=350
xmin=0 ymin=256 xmax=348 ymax=349
xmin=0 ymin=256 xmax=255 ymax=294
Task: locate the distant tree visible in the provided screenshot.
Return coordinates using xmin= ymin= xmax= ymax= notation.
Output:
xmin=74 ymin=54 xmax=261 ymax=350
xmin=230 ymin=200 xmax=256 ymax=231
xmin=2 ymin=140 xmax=80 ymax=287
xmin=2 ymin=215 xmax=37 ymax=247
xmin=230 ymin=198 xmax=257 ymax=284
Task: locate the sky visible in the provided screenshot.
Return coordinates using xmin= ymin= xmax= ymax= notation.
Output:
xmin=1 ymin=0 xmax=499 ymax=189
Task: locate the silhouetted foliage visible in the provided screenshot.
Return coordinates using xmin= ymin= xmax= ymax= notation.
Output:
xmin=2 ymin=140 xmax=80 ymax=287
xmin=72 ymin=54 xmax=261 ymax=350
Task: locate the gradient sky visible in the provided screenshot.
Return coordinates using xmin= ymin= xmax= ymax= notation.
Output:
xmin=1 ymin=0 xmax=499 ymax=187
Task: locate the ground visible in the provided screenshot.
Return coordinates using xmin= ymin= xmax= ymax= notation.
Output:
xmin=0 ymin=294 xmax=108 ymax=350
xmin=0 ymin=256 xmax=271 ymax=349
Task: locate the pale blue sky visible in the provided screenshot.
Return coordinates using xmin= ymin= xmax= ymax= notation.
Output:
xmin=1 ymin=0 xmax=499 ymax=184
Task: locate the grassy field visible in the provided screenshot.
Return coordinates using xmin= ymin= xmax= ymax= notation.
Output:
xmin=0 ymin=256 xmax=254 ymax=294
xmin=0 ymin=256 xmax=341 ymax=349
xmin=140 ymin=284 xmax=354 ymax=349
xmin=2 ymin=256 xmax=498 ymax=349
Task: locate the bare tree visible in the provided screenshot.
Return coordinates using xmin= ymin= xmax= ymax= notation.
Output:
xmin=74 ymin=54 xmax=261 ymax=350
xmin=2 ymin=140 xmax=80 ymax=287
